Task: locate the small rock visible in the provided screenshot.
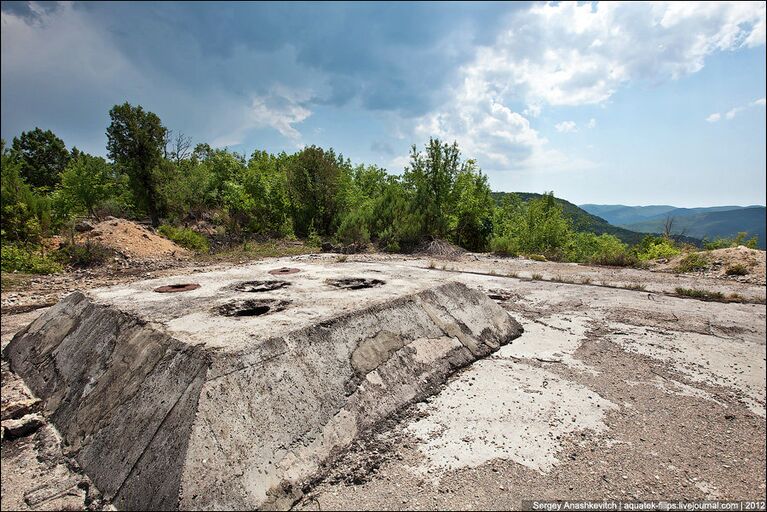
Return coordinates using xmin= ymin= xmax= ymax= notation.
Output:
xmin=2 ymin=413 xmax=44 ymax=440
xmin=1 ymin=398 xmax=41 ymax=421
xmin=75 ymin=220 xmax=95 ymax=232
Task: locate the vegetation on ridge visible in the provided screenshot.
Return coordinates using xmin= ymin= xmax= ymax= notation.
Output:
xmin=1 ymin=103 xmax=759 ymax=274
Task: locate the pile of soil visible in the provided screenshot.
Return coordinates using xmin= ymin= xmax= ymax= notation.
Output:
xmin=79 ymin=219 xmax=189 ymax=260
xmin=414 ymin=239 xmax=466 ymax=259
xmin=656 ymin=246 xmax=766 ymax=285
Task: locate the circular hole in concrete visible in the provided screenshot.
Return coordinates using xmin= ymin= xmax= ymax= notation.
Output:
xmin=217 ymin=298 xmax=290 ymax=317
xmin=325 ymin=278 xmax=385 ymax=290
xmin=233 ymin=280 xmax=290 ymax=293
xmin=268 ymin=267 xmax=301 ymax=275
xmin=154 ymin=283 xmax=201 ymax=293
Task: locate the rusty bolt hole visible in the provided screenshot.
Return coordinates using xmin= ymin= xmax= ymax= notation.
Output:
xmin=233 ymin=280 xmax=290 ymax=293
xmin=326 ymin=278 xmax=385 ymax=290
xmin=268 ymin=267 xmax=301 ymax=275
xmin=218 ymin=298 xmax=290 ymax=317
xmin=154 ymin=283 xmax=201 ymax=293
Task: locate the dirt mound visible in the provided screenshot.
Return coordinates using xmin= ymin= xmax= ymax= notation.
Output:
xmin=80 ymin=219 xmax=189 ymax=260
xmin=659 ymin=246 xmax=766 ymax=285
xmin=414 ymin=239 xmax=466 ymax=259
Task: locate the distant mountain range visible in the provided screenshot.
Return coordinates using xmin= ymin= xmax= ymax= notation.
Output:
xmin=492 ymin=193 xmax=700 ymax=246
xmin=580 ymin=204 xmax=766 ymax=249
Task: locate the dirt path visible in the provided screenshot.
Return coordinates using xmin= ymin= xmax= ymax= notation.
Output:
xmin=1 ymin=253 xmax=765 ymax=510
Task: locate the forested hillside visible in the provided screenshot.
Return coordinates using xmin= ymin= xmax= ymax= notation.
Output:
xmin=622 ymin=207 xmax=766 ymax=249
xmin=496 ymin=193 xmax=696 ymax=246
xmin=582 ymin=203 xmax=759 ymax=225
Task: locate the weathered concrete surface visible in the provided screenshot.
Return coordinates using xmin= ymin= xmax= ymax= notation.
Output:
xmin=293 ymin=257 xmax=765 ymax=510
xmin=2 ymin=261 xmax=522 ymax=510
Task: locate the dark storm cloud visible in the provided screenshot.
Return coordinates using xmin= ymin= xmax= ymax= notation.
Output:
xmin=1 ymin=0 xmax=60 ymax=22
xmin=1 ymin=1 xmax=522 ymax=153
xmin=72 ymin=1 xmax=519 ymax=114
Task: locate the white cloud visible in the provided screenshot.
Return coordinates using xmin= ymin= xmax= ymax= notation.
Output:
xmin=725 ymin=106 xmax=744 ymax=120
xmin=706 ymin=112 xmax=722 ymax=123
xmin=555 ymin=121 xmax=578 ymax=133
xmin=466 ymin=1 xmax=765 ymax=113
xmin=404 ymin=2 xmax=764 ymax=175
xmin=212 ymin=86 xmax=311 ymax=147
xmin=707 ymin=96 xmax=766 ymax=123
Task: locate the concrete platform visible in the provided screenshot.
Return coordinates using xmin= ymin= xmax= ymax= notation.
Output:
xmin=3 ymin=260 xmax=522 ymax=510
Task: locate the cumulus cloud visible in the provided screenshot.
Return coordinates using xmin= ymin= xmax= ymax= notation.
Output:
xmin=706 ymin=112 xmax=722 ymax=123
xmin=410 ymin=83 xmax=592 ymax=172
xmin=587 ymin=118 xmax=597 ymax=129
xmin=403 ymin=1 xmax=764 ymax=174
xmin=212 ymin=87 xmax=312 ymax=147
xmin=555 ymin=121 xmax=578 ymax=133
xmin=707 ymin=97 xmax=766 ymax=122
xmin=462 ymin=1 xmax=765 ymax=112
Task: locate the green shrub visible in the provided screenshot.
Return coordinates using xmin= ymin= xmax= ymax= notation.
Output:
xmin=1 ymin=245 xmax=62 ymax=274
xmin=336 ymin=211 xmax=370 ymax=246
xmin=590 ymin=251 xmax=638 ymax=267
xmin=489 ymin=235 xmax=519 ymax=256
xmin=703 ymin=232 xmax=759 ymax=250
xmin=377 ymin=226 xmax=401 ymax=253
xmin=725 ymin=264 xmax=749 ymax=276
xmin=636 ymin=236 xmax=681 ymax=261
xmin=674 ymin=252 xmax=709 ymax=273
xmin=157 ymin=225 xmax=210 ymax=253
xmin=490 ymin=192 xmax=572 ymax=260
xmin=55 ymin=240 xmax=113 ymax=268
xmin=567 ymin=232 xmax=635 ymax=267
xmin=306 ymin=223 xmax=322 ymax=248
xmin=675 ymin=287 xmax=725 ymax=300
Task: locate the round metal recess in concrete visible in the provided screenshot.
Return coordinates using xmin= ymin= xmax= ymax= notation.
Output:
xmin=153 ymin=283 xmax=201 ymax=293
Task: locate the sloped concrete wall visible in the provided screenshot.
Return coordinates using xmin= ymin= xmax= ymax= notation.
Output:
xmin=4 ymin=292 xmax=210 ymax=510
xmin=4 ymin=281 xmax=521 ymax=510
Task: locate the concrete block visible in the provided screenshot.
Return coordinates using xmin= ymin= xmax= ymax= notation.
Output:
xmin=3 ymin=260 xmax=522 ymax=510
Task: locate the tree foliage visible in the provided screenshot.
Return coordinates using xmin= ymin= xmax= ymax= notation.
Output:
xmin=11 ymin=128 xmax=70 ymax=190
xmin=1 ymin=139 xmax=51 ymax=245
xmin=106 ymin=103 xmax=168 ymax=226
xmin=53 ymin=153 xmax=127 ymax=219
xmin=285 ymin=146 xmax=351 ymax=237
xmin=4 ymin=103 xmax=695 ymax=271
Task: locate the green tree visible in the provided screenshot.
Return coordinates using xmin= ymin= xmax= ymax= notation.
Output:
xmin=159 ymin=158 xmax=216 ymax=221
xmin=285 ymin=146 xmax=351 ymax=237
xmin=403 ymin=138 xmax=465 ymax=240
xmin=11 ymin=128 xmax=70 ymax=189
xmin=106 ymin=103 xmax=168 ymax=226
xmin=490 ymin=192 xmax=573 ymax=259
xmin=450 ymin=163 xmax=494 ymax=251
xmin=1 ymin=139 xmax=52 ymax=245
xmin=53 ymin=153 xmax=125 ymax=219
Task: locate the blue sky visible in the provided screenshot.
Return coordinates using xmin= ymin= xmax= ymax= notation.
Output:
xmin=1 ymin=1 xmax=765 ymax=207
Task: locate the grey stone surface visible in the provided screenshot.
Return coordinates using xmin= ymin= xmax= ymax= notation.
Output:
xmin=3 ymin=261 xmax=522 ymax=510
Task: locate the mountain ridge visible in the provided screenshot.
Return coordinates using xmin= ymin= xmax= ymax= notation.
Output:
xmin=492 ymin=192 xmax=700 ymax=246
